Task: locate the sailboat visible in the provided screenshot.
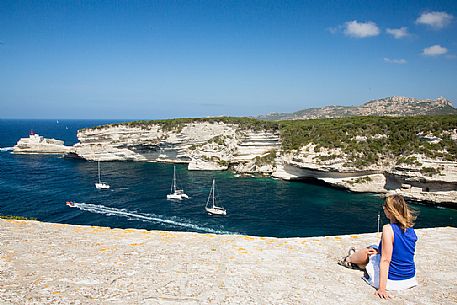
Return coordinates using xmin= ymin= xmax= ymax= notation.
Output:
xmin=205 ymin=179 xmax=226 ymax=216
xmin=166 ymin=166 xmax=189 ymax=200
xmin=95 ymin=161 xmax=110 ymax=189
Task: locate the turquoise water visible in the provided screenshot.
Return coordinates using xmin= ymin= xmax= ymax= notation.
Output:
xmin=1 ymin=119 xmax=456 ymax=237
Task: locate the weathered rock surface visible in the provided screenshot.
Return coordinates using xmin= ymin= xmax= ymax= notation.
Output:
xmin=13 ymin=133 xmax=72 ymax=154
xmin=75 ymin=123 xmax=280 ymax=173
xmin=394 ymin=187 xmax=457 ymax=205
xmin=1 ymin=219 xmax=456 ymax=304
xmin=275 ymin=145 xmax=457 ymax=204
xmin=322 ymin=174 xmax=387 ymax=193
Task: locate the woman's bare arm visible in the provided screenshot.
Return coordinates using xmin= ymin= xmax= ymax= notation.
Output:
xmin=376 ymin=224 xmax=394 ymax=299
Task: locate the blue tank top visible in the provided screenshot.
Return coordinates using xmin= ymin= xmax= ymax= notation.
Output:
xmin=378 ymin=223 xmax=417 ymax=280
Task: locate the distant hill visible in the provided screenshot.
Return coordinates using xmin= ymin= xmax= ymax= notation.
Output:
xmin=259 ymin=96 xmax=457 ymax=120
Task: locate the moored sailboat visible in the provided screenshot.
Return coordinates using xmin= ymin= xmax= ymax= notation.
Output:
xmin=95 ymin=161 xmax=110 ymax=189
xmin=167 ymin=166 xmax=189 ymax=200
xmin=205 ymin=179 xmax=226 ymax=216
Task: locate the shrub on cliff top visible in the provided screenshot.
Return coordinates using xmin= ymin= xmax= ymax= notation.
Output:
xmin=82 ymin=115 xmax=457 ymax=167
xmin=101 ymin=117 xmax=279 ymax=132
xmin=279 ymin=115 xmax=457 ymax=166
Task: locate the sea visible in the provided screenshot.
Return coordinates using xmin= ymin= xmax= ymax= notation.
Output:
xmin=1 ymin=119 xmax=456 ymax=238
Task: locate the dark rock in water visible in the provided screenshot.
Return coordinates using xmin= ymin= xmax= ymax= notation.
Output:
xmin=63 ymin=152 xmax=84 ymax=160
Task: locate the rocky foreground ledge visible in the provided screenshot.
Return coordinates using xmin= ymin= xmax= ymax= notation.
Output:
xmin=1 ymin=220 xmax=456 ymax=305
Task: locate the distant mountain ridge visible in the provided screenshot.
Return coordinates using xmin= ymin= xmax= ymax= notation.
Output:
xmin=259 ymin=96 xmax=457 ymax=120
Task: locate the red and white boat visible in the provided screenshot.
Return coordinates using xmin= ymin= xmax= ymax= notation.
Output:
xmin=66 ymin=201 xmax=76 ymax=208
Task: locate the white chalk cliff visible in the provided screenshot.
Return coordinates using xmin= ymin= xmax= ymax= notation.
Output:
xmin=13 ymin=133 xmax=71 ymax=154
xmin=74 ymin=122 xmax=280 ymax=172
xmin=71 ymin=121 xmax=457 ymax=205
xmin=11 ymin=121 xmax=456 ymax=205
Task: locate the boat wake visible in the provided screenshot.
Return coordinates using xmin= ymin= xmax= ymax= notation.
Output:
xmin=0 ymin=147 xmax=13 ymax=152
xmin=69 ymin=202 xmax=237 ymax=235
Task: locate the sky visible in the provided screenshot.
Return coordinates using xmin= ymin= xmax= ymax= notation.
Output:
xmin=1 ymin=0 xmax=457 ymax=119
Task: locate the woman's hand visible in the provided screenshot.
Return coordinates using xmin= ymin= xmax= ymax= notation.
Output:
xmin=367 ymin=247 xmax=378 ymax=256
xmin=374 ymin=288 xmax=391 ymax=299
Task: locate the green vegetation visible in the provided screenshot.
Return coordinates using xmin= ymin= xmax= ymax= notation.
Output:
xmin=346 ymin=176 xmax=373 ymax=185
xmin=397 ymin=156 xmax=422 ymax=166
xmin=0 ymin=215 xmax=37 ymax=220
xmin=208 ymin=135 xmax=226 ymax=146
xmin=86 ymin=115 xmax=457 ymax=168
xmin=420 ymin=166 xmax=442 ymax=177
xmin=279 ymin=115 xmax=457 ymax=167
xmin=354 ymin=176 xmax=373 ymax=184
xmin=87 ymin=117 xmax=279 ymax=132
xmin=315 ymin=154 xmax=339 ymax=162
xmin=255 ymin=149 xmax=277 ymax=167
xmin=217 ymin=159 xmax=230 ymax=167
xmin=201 ymin=155 xmax=210 ymax=161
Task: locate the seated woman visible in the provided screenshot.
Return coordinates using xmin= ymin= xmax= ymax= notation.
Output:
xmin=339 ymin=194 xmax=418 ymax=299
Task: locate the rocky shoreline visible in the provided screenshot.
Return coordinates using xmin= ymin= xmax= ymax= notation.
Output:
xmin=1 ymin=219 xmax=456 ymax=304
xmin=12 ymin=133 xmax=71 ymax=154
xmin=11 ymin=120 xmax=457 ymax=206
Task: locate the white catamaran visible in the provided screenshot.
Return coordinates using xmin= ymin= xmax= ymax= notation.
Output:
xmin=167 ymin=166 xmax=189 ymax=200
xmin=205 ymin=178 xmax=226 ymax=216
xmin=95 ymin=161 xmax=110 ymax=189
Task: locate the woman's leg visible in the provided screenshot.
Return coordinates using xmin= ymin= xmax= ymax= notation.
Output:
xmin=346 ymin=248 xmax=370 ymax=269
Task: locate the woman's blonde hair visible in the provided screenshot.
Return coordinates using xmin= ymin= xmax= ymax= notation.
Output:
xmin=384 ymin=194 xmax=416 ymax=231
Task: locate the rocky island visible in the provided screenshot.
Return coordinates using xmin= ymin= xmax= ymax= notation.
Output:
xmin=13 ymin=132 xmax=71 ymax=154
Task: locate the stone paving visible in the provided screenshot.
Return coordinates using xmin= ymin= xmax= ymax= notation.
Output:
xmin=1 ymin=219 xmax=456 ymax=304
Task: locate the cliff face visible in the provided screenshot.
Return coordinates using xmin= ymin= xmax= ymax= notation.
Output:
xmin=13 ymin=134 xmax=71 ymax=154
xmin=75 ymin=122 xmax=280 ymax=173
xmin=277 ymin=145 xmax=457 ymax=204
xmin=73 ymin=121 xmax=457 ymax=204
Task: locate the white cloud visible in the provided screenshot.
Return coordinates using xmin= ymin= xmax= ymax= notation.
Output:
xmin=384 ymin=58 xmax=407 ymax=64
xmin=416 ymin=11 xmax=453 ymax=29
xmin=386 ymin=27 xmax=409 ymax=39
xmin=344 ymin=20 xmax=380 ymax=38
xmin=422 ymin=44 xmax=448 ymax=56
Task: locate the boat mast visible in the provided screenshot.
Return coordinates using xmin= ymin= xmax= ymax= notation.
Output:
xmin=98 ymin=161 xmax=101 ymax=184
xmin=171 ymin=166 xmax=177 ymax=193
xmin=212 ymin=179 xmax=216 ymax=208
xmin=206 ymin=179 xmax=214 ymax=209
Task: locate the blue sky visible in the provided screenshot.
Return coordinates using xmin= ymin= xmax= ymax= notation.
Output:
xmin=1 ymin=1 xmax=456 ymax=119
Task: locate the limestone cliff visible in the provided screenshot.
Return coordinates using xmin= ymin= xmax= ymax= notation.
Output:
xmin=13 ymin=133 xmax=71 ymax=154
xmin=72 ymin=119 xmax=457 ymax=205
xmin=74 ymin=121 xmax=280 ymax=174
